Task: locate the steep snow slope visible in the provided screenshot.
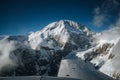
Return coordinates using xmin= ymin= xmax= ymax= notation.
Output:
xmin=76 ymin=27 xmax=120 ymax=79
xmin=97 ymin=27 xmax=120 ymax=79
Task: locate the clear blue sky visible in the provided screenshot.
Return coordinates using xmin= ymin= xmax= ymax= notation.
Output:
xmin=0 ymin=0 xmax=119 ymax=35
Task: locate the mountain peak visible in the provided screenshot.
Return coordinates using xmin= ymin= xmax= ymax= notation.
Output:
xmin=28 ymin=20 xmax=93 ymax=50
xmin=56 ymin=20 xmax=85 ymax=30
xmin=42 ymin=20 xmax=92 ymax=35
xmin=58 ymin=20 xmax=79 ymax=25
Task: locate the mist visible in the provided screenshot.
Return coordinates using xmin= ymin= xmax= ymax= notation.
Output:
xmin=0 ymin=38 xmax=17 ymax=71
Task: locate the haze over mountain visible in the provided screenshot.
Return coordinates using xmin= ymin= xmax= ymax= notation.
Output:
xmin=0 ymin=20 xmax=120 ymax=80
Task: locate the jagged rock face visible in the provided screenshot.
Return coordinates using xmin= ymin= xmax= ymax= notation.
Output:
xmin=83 ymin=43 xmax=114 ymax=70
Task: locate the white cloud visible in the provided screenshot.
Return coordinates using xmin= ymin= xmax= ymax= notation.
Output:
xmin=0 ymin=38 xmax=17 ymax=70
xmin=93 ymin=7 xmax=107 ymax=27
xmin=93 ymin=13 xmax=106 ymax=27
xmin=94 ymin=7 xmax=100 ymax=15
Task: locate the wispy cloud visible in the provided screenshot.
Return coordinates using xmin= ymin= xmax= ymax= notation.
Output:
xmin=93 ymin=7 xmax=107 ymax=27
xmin=92 ymin=0 xmax=120 ymax=28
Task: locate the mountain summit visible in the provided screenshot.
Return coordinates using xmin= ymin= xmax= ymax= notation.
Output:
xmin=28 ymin=20 xmax=93 ymax=51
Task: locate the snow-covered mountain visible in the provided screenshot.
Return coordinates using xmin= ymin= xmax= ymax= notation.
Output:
xmin=0 ymin=20 xmax=119 ymax=79
xmin=0 ymin=20 xmax=94 ymax=77
xmin=28 ymin=20 xmax=93 ymax=51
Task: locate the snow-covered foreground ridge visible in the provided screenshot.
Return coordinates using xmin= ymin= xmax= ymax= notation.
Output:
xmin=0 ymin=20 xmax=120 ymax=79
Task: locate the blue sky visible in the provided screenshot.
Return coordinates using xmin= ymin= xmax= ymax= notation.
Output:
xmin=0 ymin=0 xmax=120 ymax=35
